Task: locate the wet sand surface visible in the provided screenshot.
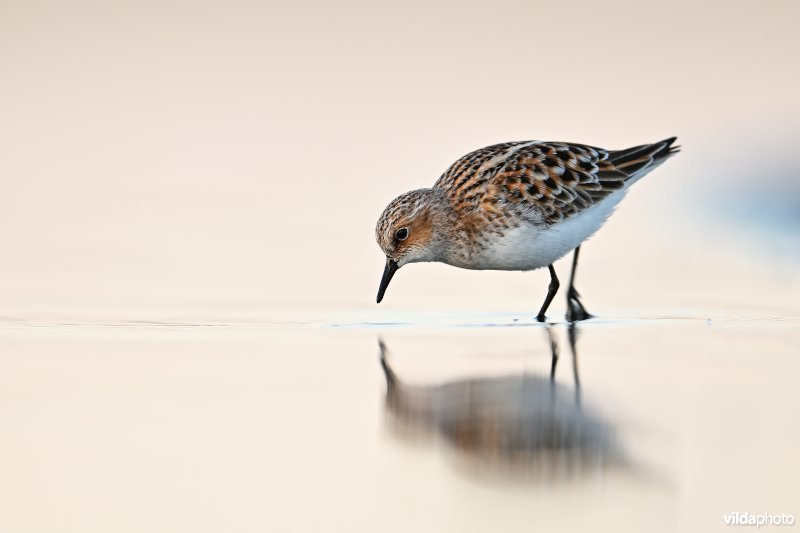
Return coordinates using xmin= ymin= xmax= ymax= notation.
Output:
xmin=1 ymin=311 xmax=798 ymax=532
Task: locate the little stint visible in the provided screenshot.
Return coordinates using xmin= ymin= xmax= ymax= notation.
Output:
xmin=375 ymin=137 xmax=679 ymax=321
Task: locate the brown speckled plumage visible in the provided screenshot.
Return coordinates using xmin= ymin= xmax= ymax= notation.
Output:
xmin=374 ymin=137 xmax=680 ymax=318
xmin=434 ymin=138 xmax=679 ymax=226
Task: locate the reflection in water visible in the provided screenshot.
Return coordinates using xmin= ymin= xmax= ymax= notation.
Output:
xmin=379 ymin=326 xmax=622 ymax=482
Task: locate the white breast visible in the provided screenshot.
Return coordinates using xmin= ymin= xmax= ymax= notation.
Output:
xmin=451 ymin=189 xmax=630 ymax=271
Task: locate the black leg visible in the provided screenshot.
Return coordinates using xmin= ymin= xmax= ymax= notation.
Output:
xmin=566 ymin=246 xmax=592 ymax=322
xmin=536 ymin=264 xmax=560 ymax=322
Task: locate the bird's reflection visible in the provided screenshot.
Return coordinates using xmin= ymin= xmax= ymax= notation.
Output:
xmin=379 ymin=325 xmax=621 ymax=482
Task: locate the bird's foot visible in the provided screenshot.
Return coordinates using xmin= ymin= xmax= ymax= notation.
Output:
xmin=566 ymin=288 xmax=592 ymax=322
xmin=566 ymin=304 xmax=592 ymax=322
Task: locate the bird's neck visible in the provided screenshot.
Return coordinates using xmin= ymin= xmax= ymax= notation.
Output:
xmin=422 ymin=188 xmax=460 ymax=263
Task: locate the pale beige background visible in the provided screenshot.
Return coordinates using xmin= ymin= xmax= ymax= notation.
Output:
xmin=1 ymin=2 xmax=799 ymax=533
xmin=2 ymin=0 xmax=799 ymax=320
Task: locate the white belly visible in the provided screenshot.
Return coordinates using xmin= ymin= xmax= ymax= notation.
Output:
xmin=453 ymin=189 xmax=628 ymax=271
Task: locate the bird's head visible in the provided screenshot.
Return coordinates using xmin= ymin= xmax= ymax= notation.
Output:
xmin=374 ymin=188 xmax=452 ymax=303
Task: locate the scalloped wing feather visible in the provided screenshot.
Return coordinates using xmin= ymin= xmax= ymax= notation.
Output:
xmin=435 ymin=138 xmax=679 ymax=226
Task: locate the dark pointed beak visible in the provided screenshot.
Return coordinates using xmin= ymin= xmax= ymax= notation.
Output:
xmin=376 ymin=257 xmax=399 ymax=303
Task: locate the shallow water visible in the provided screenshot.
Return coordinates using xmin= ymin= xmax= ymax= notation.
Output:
xmin=1 ymin=312 xmax=798 ymax=533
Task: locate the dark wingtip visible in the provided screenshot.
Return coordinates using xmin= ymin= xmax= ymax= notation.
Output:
xmin=658 ymin=136 xmax=680 ymax=158
xmin=607 ymin=136 xmax=680 ymax=177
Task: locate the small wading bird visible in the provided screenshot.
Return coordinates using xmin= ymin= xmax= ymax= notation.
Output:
xmin=375 ymin=137 xmax=679 ymax=321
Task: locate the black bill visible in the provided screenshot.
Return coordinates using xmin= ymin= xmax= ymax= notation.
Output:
xmin=376 ymin=258 xmax=399 ymax=303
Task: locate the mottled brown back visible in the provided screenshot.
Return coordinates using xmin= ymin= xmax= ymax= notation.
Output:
xmin=434 ymin=138 xmax=678 ymax=226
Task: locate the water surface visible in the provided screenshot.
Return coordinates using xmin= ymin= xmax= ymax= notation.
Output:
xmin=1 ymin=312 xmax=797 ymax=533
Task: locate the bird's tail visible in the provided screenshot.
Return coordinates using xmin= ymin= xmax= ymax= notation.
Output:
xmin=608 ymin=137 xmax=680 ymax=181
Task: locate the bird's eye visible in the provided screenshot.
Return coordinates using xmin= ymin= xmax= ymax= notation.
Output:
xmin=395 ymin=227 xmax=409 ymax=241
